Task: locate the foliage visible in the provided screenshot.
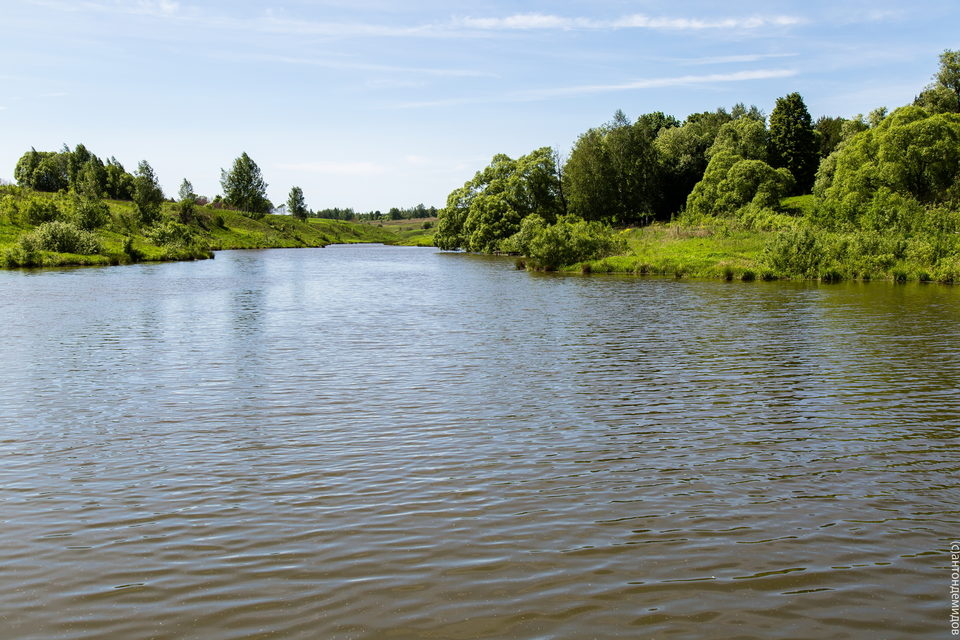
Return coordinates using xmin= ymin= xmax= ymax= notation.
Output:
xmin=70 ymin=194 xmax=110 ymax=230
xmin=133 ymin=160 xmax=164 ymax=226
xmin=768 ymin=92 xmax=819 ymax=194
xmin=563 ymin=110 xmax=678 ymax=224
xmin=435 ymin=147 xmax=562 ymax=252
xmin=178 ymin=179 xmax=196 ymax=202
xmin=220 ymin=152 xmax=271 ymax=218
xmin=22 ymin=197 xmax=62 ymax=225
xmin=814 ymin=116 xmax=845 ymax=158
xmin=287 ymin=186 xmax=308 ymax=221
xmin=18 ymin=221 xmax=102 ymax=255
xmin=814 ymin=106 xmax=960 ymax=227
xmin=685 ymin=152 xmax=794 ymax=218
xmin=706 ymin=118 xmax=769 ymax=162
xmin=14 ymin=149 xmax=68 ymax=192
xmin=503 ymin=214 xmax=626 ymax=270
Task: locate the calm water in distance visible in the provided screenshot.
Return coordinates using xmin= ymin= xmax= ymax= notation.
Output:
xmin=1 ymin=244 xmax=958 ymax=639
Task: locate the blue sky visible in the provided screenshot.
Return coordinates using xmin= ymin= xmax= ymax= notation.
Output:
xmin=1 ymin=1 xmax=957 ymax=211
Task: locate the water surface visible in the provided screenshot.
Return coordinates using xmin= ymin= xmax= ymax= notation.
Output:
xmin=1 ymin=245 xmax=957 ymax=638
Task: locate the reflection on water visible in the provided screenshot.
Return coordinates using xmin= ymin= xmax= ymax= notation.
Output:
xmin=1 ymin=245 xmax=958 ymax=639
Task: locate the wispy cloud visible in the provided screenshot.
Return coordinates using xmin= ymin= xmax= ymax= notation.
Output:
xmin=28 ymin=2 xmax=807 ymax=38
xmin=396 ymin=69 xmax=798 ymax=108
xmin=233 ymin=53 xmax=494 ymax=78
xmin=672 ymin=53 xmax=799 ymax=66
xmin=279 ymin=161 xmax=387 ymax=177
xmin=455 ymin=13 xmax=807 ymax=31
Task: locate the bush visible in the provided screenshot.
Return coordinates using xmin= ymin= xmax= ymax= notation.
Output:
xmin=19 ymin=221 xmax=102 ymax=254
xmin=504 ymin=214 xmax=626 ymax=270
xmin=146 ymin=220 xmax=201 ymax=248
xmin=763 ymin=225 xmax=823 ymax=277
xmin=23 ymin=197 xmax=62 ymax=225
xmin=70 ymin=196 xmax=109 ymax=230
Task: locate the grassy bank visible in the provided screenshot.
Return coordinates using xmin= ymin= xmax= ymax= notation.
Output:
xmin=0 ymin=187 xmax=400 ymax=268
xmin=576 ymin=222 xmax=774 ymax=280
xmin=560 ymin=195 xmax=960 ymax=284
xmin=356 ymin=217 xmax=437 ymax=247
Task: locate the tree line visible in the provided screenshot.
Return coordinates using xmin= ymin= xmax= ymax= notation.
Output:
xmin=435 ymin=50 xmax=960 ymax=266
xmin=12 ymin=146 xmax=437 ymax=226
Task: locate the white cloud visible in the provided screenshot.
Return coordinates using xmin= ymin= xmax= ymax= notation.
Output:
xmin=28 ymin=2 xmax=807 ymax=38
xmin=673 ymin=53 xmax=799 ymax=66
xmin=234 ymin=53 xmax=494 ymax=78
xmin=456 ymin=13 xmax=807 ymax=31
xmin=279 ymin=161 xmax=387 ymax=176
xmin=396 ymin=69 xmax=797 ymax=108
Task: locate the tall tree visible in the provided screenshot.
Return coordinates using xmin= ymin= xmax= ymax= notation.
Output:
xmin=178 ymin=179 xmax=196 ymax=202
xmin=814 ymin=116 xmax=845 ymax=158
xmin=936 ymin=49 xmax=960 ymax=105
xmin=768 ymin=92 xmax=819 ymax=194
xmin=220 ymin=152 xmax=271 ymax=218
xmin=133 ymin=160 xmax=164 ymax=225
xmin=287 ymin=186 xmax=308 ymax=221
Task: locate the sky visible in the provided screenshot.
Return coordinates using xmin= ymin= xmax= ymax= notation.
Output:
xmin=1 ymin=1 xmax=957 ymax=212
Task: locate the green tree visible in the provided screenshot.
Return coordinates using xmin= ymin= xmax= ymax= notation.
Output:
xmin=814 ymin=106 xmax=960 ymax=227
xmin=655 ymin=107 xmax=736 ymax=215
xmin=220 ymin=152 xmax=271 ymax=218
xmin=104 ymin=157 xmax=134 ymax=200
xmin=706 ymin=118 xmax=769 ymax=162
xmin=768 ymin=92 xmax=819 ymax=194
xmin=915 ymin=49 xmax=960 ymax=114
xmin=435 ymin=147 xmax=562 ymax=252
xmin=814 ymin=116 xmax=845 ymax=158
xmin=936 ymin=49 xmax=960 ymax=106
xmin=563 ymin=110 xmax=668 ymax=225
xmin=176 ymin=179 xmax=197 ymax=224
xmin=685 ymin=151 xmax=794 ymax=219
xmin=14 ymin=149 xmax=68 ymax=192
xmin=178 ymin=179 xmax=196 ymax=202
xmin=133 ymin=160 xmax=164 ymax=226
xmin=287 ymin=186 xmax=308 ymax=221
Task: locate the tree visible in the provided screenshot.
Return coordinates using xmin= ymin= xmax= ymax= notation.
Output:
xmin=133 ymin=160 xmax=164 ymax=225
xmin=655 ymin=107 xmax=737 ymax=215
xmin=814 ymin=105 xmax=960 ymax=227
xmin=706 ymin=118 xmax=769 ymax=162
xmin=915 ymin=49 xmax=960 ymax=114
xmin=936 ymin=49 xmax=960 ymax=105
xmin=287 ymin=186 xmax=307 ymax=221
xmin=814 ymin=116 xmax=845 ymax=158
xmin=178 ymin=179 xmax=196 ymax=202
xmin=563 ymin=110 xmax=673 ymax=225
xmin=176 ymin=179 xmax=197 ymax=224
xmin=104 ymin=157 xmax=134 ymax=200
xmin=768 ymin=92 xmax=819 ymax=194
xmin=220 ymin=152 xmax=271 ymax=218
xmin=686 ymin=151 xmax=794 ymax=218
xmin=434 ymin=147 xmax=562 ymax=252
xmin=14 ymin=149 xmax=68 ymax=192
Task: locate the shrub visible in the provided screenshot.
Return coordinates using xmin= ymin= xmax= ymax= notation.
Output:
xmin=504 ymin=214 xmax=626 ymax=270
xmin=23 ymin=197 xmax=62 ymax=224
xmin=146 ymin=220 xmax=200 ymax=248
xmin=19 ymin=221 xmax=102 ymax=254
xmin=763 ymin=225 xmax=823 ymax=277
xmin=70 ymin=196 xmax=109 ymax=230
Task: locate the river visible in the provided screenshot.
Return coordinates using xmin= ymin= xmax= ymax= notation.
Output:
xmin=1 ymin=244 xmax=958 ymax=639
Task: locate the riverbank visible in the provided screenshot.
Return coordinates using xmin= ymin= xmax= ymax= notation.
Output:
xmin=544 ymin=196 xmax=960 ymax=284
xmin=0 ymin=187 xmax=399 ymax=268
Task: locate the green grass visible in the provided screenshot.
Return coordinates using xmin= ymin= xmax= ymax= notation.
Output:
xmin=572 ymin=222 xmax=773 ymax=279
xmin=355 ymin=217 xmax=437 ymax=246
xmin=0 ymin=187 xmax=410 ymax=268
